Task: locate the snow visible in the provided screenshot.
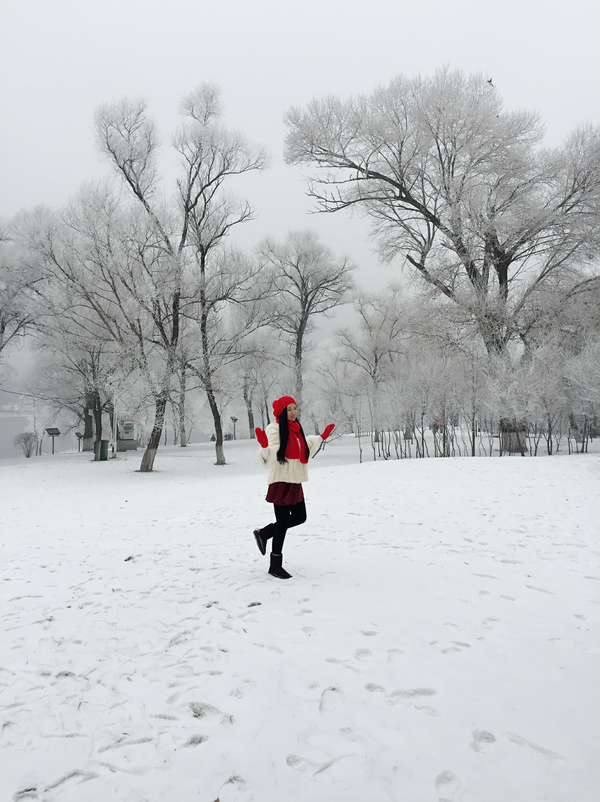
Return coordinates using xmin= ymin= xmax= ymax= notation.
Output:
xmin=1 ymin=438 xmax=599 ymax=802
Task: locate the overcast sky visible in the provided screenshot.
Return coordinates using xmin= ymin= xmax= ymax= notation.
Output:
xmin=1 ymin=0 xmax=599 ymax=286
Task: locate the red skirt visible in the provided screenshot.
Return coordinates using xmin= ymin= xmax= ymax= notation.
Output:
xmin=266 ymin=482 xmax=305 ymax=506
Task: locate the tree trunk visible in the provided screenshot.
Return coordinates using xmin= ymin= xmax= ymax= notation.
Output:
xmin=92 ymin=390 xmax=103 ymax=461
xmin=83 ymin=395 xmax=94 ymax=452
xmin=139 ymin=394 xmax=167 ymax=472
xmin=205 ymin=382 xmax=225 ymax=465
xmin=178 ymin=367 xmax=187 ymax=447
xmin=479 ymin=316 xmax=510 ymax=358
xmin=243 ymin=375 xmax=255 ymax=438
xmin=294 ymin=352 xmax=303 ymax=411
xmin=294 ymin=322 xmax=307 ymax=410
xmin=197 ymin=262 xmax=225 ymax=464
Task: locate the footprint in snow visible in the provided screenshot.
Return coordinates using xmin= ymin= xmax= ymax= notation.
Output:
xmin=390 ymin=687 xmax=437 ymax=700
xmin=186 ymin=734 xmax=209 ymax=747
xmin=287 ymin=752 xmax=355 ymax=776
xmin=189 ymin=701 xmax=221 ymax=719
xmin=414 ymin=705 xmax=441 ymax=716
xmin=435 ymin=770 xmax=463 ymax=801
xmin=438 ymin=641 xmax=471 ymax=654
xmin=319 ymin=686 xmax=344 ymax=712
xmin=470 ymin=729 xmax=496 ymax=752
xmin=506 ymin=732 xmax=564 ymax=763
xmin=386 ymin=687 xmax=440 ymax=715
xmin=355 ymin=648 xmax=371 ymax=661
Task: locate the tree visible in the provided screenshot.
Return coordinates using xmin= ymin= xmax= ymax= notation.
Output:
xmin=19 ymin=192 xmax=181 ymax=470
xmin=259 ymin=230 xmax=354 ymax=408
xmin=234 ymin=329 xmax=291 ymax=430
xmin=183 ymin=246 xmax=271 ymax=463
xmin=95 ymin=86 xmax=268 ymax=467
xmin=336 ymin=286 xmax=407 ymax=438
xmin=284 ymin=68 xmax=600 ymax=357
xmin=0 ymin=233 xmax=39 ymax=370
xmin=28 ymin=340 xmax=118 ymax=455
xmin=518 ymin=273 xmax=600 ymax=355
xmin=14 ymin=431 xmax=38 ymax=458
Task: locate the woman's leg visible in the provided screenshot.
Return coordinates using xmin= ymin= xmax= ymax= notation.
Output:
xmin=288 ymin=500 xmax=307 ymax=529
xmin=254 ymin=500 xmax=306 ymax=559
xmin=271 ymin=501 xmax=306 ymax=554
xmin=271 ymin=504 xmax=291 ymax=555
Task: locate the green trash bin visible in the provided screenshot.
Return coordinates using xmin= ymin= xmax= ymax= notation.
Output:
xmin=99 ymin=439 xmax=109 ymax=460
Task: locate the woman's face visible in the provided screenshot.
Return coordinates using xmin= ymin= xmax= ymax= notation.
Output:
xmin=287 ymin=403 xmax=298 ymax=421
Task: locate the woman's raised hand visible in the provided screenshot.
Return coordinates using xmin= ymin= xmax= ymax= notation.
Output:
xmin=255 ymin=427 xmax=268 ymax=448
xmin=320 ymin=424 xmax=335 ymax=440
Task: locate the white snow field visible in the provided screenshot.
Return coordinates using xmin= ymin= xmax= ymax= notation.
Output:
xmin=1 ymin=437 xmax=599 ymax=802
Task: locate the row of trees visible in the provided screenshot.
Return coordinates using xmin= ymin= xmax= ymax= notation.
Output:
xmin=1 ymin=70 xmax=599 ymax=469
xmin=310 ymin=286 xmax=600 ymax=459
xmin=1 ymin=86 xmax=353 ymax=470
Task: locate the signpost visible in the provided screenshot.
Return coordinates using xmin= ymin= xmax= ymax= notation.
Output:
xmin=45 ymin=428 xmax=61 ymax=455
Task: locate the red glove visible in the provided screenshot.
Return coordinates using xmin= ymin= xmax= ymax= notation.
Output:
xmin=255 ymin=427 xmax=268 ymax=448
xmin=320 ymin=424 xmax=335 ymax=440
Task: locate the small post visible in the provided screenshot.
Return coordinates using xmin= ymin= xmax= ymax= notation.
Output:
xmin=45 ymin=428 xmax=61 ymax=455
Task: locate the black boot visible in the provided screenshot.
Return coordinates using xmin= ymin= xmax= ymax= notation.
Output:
xmin=268 ymin=553 xmax=292 ymax=579
xmin=253 ymin=528 xmax=267 ymax=556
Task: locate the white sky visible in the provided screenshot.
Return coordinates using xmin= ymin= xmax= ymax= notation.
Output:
xmin=1 ymin=0 xmax=599 ymax=285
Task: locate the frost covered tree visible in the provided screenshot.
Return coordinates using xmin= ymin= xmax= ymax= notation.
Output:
xmin=0 ymin=233 xmax=40 ymax=370
xmin=93 ymin=86 xmax=268 ymax=467
xmin=18 ymin=193 xmax=180 ymax=470
xmin=284 ymin=68 xmax=600 ymax=357
xmin=335 ymin=286 xmax=407 ymax=440
xmin=28 ymin=339 xmax=119 ymax=455
xmin=183 ymin=247 xmax=271 ymax=463
xmin=234 ymin=330 xmax=291 ymax=430
xmin=18 ymin=86 xmax=267 ymax=471
xmin=259 ymin=230 xmax=354 ymax=409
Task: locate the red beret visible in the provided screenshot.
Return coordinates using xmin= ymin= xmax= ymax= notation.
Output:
xmin=272 ymin=396 xmax=296 ymax=420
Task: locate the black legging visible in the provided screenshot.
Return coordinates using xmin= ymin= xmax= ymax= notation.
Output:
xmin=262 ymin=501 xmax=307 ymax=554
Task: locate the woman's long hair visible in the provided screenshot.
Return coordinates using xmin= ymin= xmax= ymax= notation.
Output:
xmin=277 ymin=407 xmax=310 ymax=464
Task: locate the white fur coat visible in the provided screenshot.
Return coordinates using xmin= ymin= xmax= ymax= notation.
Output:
xmin=259 ymin=422 xmax=323 ymax=484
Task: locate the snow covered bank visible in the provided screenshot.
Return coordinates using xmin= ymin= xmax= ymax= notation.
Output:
xmin=1 ymin=440 xmax=599 ymax=801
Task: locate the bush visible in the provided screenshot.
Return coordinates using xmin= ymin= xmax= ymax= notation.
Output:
xmin=14 ymin=431 xmax=39 ymax=458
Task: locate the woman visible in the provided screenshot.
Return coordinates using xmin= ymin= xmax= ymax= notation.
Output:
xmin=253 ymin=396 xmax=335 ymax=579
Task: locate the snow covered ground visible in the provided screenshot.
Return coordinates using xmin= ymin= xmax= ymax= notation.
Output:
xmin=1 ymin=437 xmax=599 ymax=802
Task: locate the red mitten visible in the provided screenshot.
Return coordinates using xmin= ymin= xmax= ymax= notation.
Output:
xmin=320 ymin=424 xmax=335 ymax=440
xmin=255 ymin=427 xmax=268 ymax=448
